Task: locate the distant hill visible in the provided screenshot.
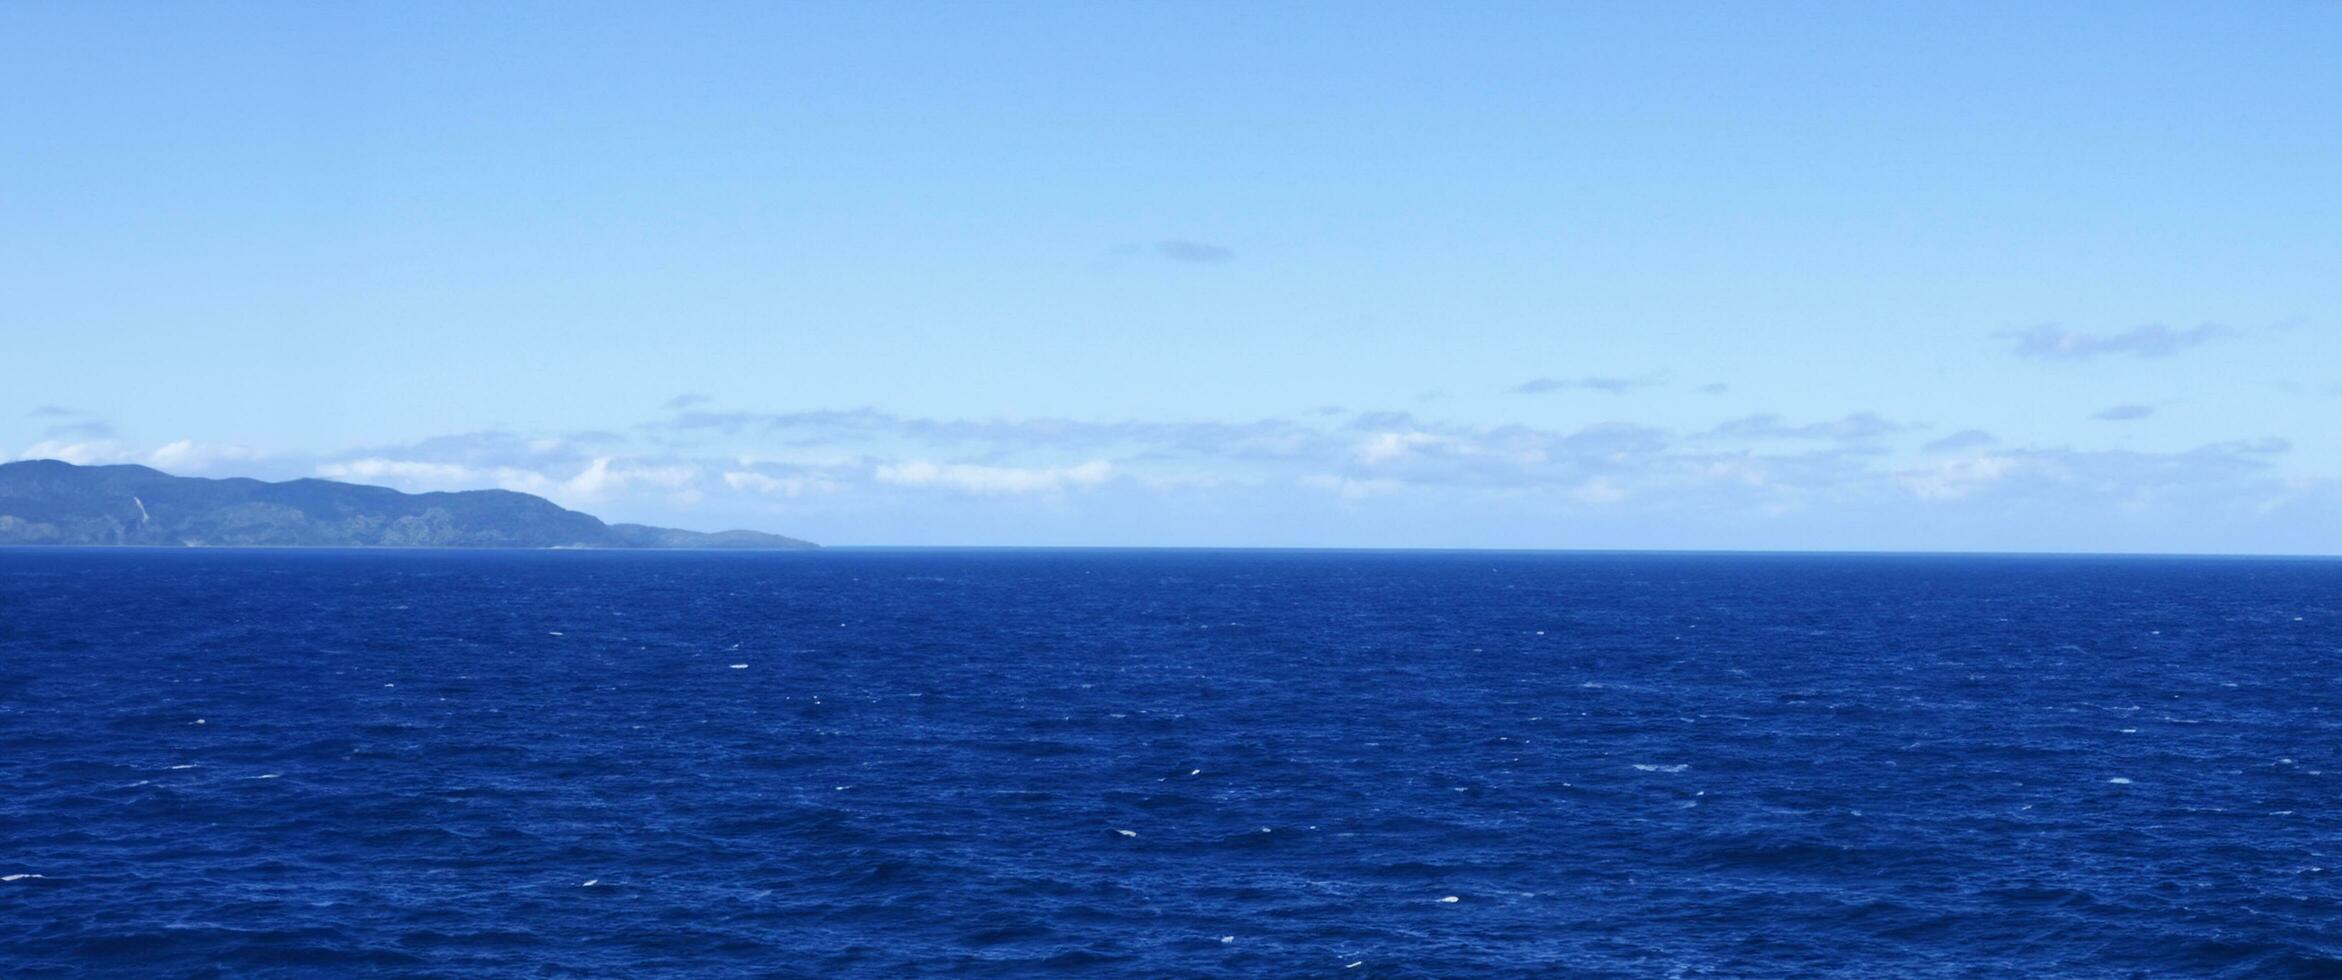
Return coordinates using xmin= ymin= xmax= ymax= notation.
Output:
xmin=0 ymin=459 xmax=816 ymax=549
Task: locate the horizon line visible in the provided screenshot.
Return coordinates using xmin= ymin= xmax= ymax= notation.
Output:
xmin=4 ymin=543 xmax=2335 ymax=561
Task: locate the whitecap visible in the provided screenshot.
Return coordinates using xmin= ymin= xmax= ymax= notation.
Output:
xmin=729 ymin=664 xmax=749 ymax=669
xmin=1219 ymin=935 xmax=1234 ymax=943
xmin=1438 ymin=895 xmax=1460 ymax=903
xmin=253 ymin=773 xmax=281 ymax=780
xmin=2107 ymin=777 xmax=2133 ymax=784
xmin=2 ymin=874 xmax=44 ymax=882
xmin=1346 ymin=962 xmax=1364 ymax=969
xmin=548 ymin=631 xmax=564 ymax=636
xmin=581 ymin=879 xmax=599 ymax=887
xmin=1633 ymin=763 xmax=1689 ymax=773
xmin=168 ymin=765 xmax=197 ymax=770
xmin=1115 ymin=829 xmax=1138 ymax=838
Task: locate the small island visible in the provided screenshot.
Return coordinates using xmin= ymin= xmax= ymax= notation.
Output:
xmin=0 ymin=459 xmax=815 ymax=549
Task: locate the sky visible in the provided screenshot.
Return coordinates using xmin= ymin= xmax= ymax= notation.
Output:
xmin=5 ymin=2 xmax=2341 ymax=552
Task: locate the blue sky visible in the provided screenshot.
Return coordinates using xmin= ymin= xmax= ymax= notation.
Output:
xmin=6 ymin=2 xmax=2340 ymax=551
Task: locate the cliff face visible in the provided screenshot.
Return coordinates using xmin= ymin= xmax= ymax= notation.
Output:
xmin=0 ymin=459 xmax=815 ymax=549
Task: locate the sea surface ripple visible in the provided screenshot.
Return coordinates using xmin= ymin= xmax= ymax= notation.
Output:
xmin=1 ymin=549 xmax=2337 ymax=976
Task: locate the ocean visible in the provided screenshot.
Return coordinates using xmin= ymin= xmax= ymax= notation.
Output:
xmin=1 ymin=548 xmax=2336 ymax=977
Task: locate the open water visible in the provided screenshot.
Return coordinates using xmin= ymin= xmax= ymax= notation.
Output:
xmin=1 ymin=549 xmax=2336 ymax=976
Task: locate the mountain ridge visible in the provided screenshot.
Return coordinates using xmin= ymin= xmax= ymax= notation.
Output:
xmin=0 ymin=459 xmax=815 ymax=549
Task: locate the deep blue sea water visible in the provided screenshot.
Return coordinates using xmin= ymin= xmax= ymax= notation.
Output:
xmin=1 ymin=549 xmax=2337 ymax=977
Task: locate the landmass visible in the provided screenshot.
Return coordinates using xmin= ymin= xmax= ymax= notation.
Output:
xmin=0 ymin=459 xmax=816 ymax=549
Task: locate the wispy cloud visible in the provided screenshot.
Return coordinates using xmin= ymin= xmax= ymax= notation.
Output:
xmin=25 ymin=405 xmax=113 ymax=439
xmin=41 ymin=418 xmax=114 ymax=439
xmin=1892 ymin=438 xmax=2289 ymax=507
xmin=1701 ymin=412 xmax=1916 ymax=444
xmin=1155 ymin=240 xmax=1234 ymax=264
xmin=1510 ymin=374 xmax=1663 ymax=396
xmin=660 ymin=408 xmax=1335 ymax=461
xmin=1894 ymin=454 xmax=2018 ymax=502
xmin=1922 ymin=429 xmax=1999 ymax=453
xmin=2091 ymin=404 xmax=2156 ymax=422
xmin=2006 ymin=323 xmax=2237 ymax=360
xmin=664 ymin=393 xmax=712 ymax=410
xmin=721 ymin=469 xmax=843 ymax=498
xmin=875 ymin=459 xmax=1113 ymax=495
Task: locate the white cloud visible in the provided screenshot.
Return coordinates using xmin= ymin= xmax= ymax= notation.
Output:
xmin=1702 ymin=412 xmax=1915 ymax=443
xmin=1570 ymin=477 xmax=1629 ymax=505
xmin=723 ymin=470 xmax=842 ymax=497
xmin=315 ymin=456 xmax=700 ymax=504
xmin=874 ymin=459 xmax=1112 ymax=495
xmin=1896 ymin=455 xmax=2018 ymax=501
xmin=147 ymin=440 xmax=267 ymax=474
xmin=1354 ymin=431 xmax=1448 ymax=464
xmin=2007 ymin=323 xmax=2237 ymax=360
xmin=1302 ymin=474 xmax=1406 ymax=499
xmin=317 ymin=458 xmax=507 ymax=491
xmin=16 ymin=440 xmax=131 ymax=465
xmin=563 ymin=456 xmax=697 ymax=497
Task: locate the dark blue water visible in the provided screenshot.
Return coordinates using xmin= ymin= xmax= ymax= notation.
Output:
xmin=1 ymin=550 xmax=2337 ymax=977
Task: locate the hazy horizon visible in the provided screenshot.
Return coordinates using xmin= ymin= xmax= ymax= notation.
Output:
xmin=8 ymin=454 xmax=2341 ymax=559
xmin=9 ymin=3 xmax=2341 ymax=552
